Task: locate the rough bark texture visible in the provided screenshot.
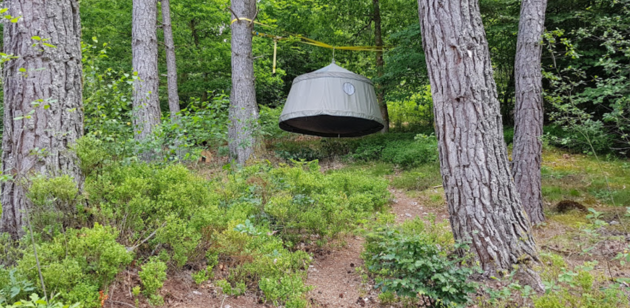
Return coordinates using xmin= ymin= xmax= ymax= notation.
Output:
xmin=417 ymin=0 xmax=542 ymax=283
xmin=160 ymin=0 xmax=180 ymax=118
xmin=0 ymin=0 xmax=84 ymax=238
xmin=132 ymin=0 xmax=161 ymax=145
xmin=513 ymin=0 xmax=547 ymax=225
xmin=228 ymin=0 xmax=258 ymax=165
xmin=373 ymin=0 xmax=389 ymax=133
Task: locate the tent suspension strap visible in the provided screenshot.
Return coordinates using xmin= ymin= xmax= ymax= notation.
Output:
xmin=244 ymin=17 xmax=389 ymax=72
xmin=273 ymin=39 xmax=277 ymax=74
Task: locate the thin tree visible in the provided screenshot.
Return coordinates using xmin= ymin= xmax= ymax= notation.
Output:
xmin=0 ymin=0 xmax=84 ymax=238
xmin=373 ymin=0 xmax=389 ymax=132
xmin=417 ymin=0 xmax=543 ymax=289
xmin=160 ymin=0 xmax=181 ymax=118
xmin=228 ymin=0 xmax=258 ymax=165
xmin=512 ymin=0 xmax=548 ymax=225
xmin=132 ymin=0 xmax=161 ymax=150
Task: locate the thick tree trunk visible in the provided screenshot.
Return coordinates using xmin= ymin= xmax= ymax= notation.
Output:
xmin=228 ymin=0 xmax=258 ymax=165
xmin=0 ymin=0 xmax=84 ymax=238
xmin=513 ymin=0 xmax=547 ymax=225
xmin=160 ymin=0 xmax=180 ymax=118
xmin=373 ymin=0 xmax=389 ymax=133
xmin=417 ymin=0 xmax=542 ymax=287
xmin=132 ymin=0 xmax=161 ymax=148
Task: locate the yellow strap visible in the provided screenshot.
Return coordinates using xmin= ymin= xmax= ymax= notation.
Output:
xmin=242 ymin=19 xmax=387 ymax=52
xmin=247 ymin=21 xmax=389 ymax=73
xmin=273 ymin=40 xmax=277 ymax=74
xmin=231 ymin=18 xmax=253 ymax=24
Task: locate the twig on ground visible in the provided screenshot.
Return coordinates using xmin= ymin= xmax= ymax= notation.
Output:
xmin=106 ymin=300 xmax=136 ymax=308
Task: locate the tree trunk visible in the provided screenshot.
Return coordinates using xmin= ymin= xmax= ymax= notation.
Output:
xmin=0 ymin=0 xmax=84 ymax=238
xmin=513 ymin=0 xmax=547 ymax=225
xmin=160 ymin=0 xmax=180 ymax=118
xmin=373 ymin=0 xmax=389 ymax=133
xmin=132 ymin=0 xmax=161 ymax=149
xmin=228 ymin=0 xmax=258 ymax=165
xmin=417 ymin=0 xmax=542 ymax=288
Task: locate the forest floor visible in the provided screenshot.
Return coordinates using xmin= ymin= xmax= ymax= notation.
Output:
xmin=108 ymin=148 xmax=630 ymax=308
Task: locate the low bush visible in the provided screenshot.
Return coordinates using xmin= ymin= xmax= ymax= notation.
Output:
xmin=0 ymin=293 xmax=79 ymax=308
xmin=17 ymin=224 xmax=132 ymax=308
xmin=0 ymin=269 xmax=34 ymax=304
xmin=2 ymin=142 xmax=391 ymax=308
xmin=363 ymin=218 xmax=474 ymax=307
xmin=544 ymin=124 xmax=614 ymax=155
xmin=270 ymin=131 xmax=439 ymax=168
xmin=139 ymin=259 xmax=167 ymax=305
xmin=259 ymin=274 xmax=310 ymax=308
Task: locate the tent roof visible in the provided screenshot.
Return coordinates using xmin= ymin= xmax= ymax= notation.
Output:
xmin=293 ymin=62 xmax=372 ymax=85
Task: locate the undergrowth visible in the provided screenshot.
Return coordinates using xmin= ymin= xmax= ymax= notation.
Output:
xmin=0 ymin=137 xmax=391 ymax=308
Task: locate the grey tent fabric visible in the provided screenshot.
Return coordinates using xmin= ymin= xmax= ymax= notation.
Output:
xmin=279 ymin=62 xmax=385 ymax=137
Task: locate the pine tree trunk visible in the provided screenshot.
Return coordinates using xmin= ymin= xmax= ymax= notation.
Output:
xmin=160 ymin=0 xmax=180 ymax=118
xmin=132 ymin=0 xmax=161 ymax=149
xmin=513 ymin=0 xmax=547 ymax=225
xmin=417 ymin=0 xmax=542 ymax=287
xmin=228 ymin=0 xmax=258 ymax=165
xmin=0 ymin=0 xmax=84 ymax=238
xmin=373 ymin=0 xmax=389 ymax=133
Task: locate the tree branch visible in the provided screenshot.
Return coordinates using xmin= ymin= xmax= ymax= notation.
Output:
xmin=226 ymin=7 xmax=240 ymax=21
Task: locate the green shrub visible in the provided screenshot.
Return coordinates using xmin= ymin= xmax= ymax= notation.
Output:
xmin=17 ymin=224 xmax=132 ymax=308
xmin=259 ymin=274 xmax=310 ymax=307
xmin=0 ymin=269 xmax=35 ymax=304
xmin=192 ymin=268 xmax=211 ymax=285
xmin=259 ymin=105 xmax=288 ymax=140
xmin=215 ymin=279 xmax=246 ymax=296
xmin=0 ymin=293 xmax=80 ymax=308
xmin=139 ymin=259 xmax=167 ymax=305
xmin=363 ymin=221 xmax=475 ymax=307
xmin=27 ymin=175 xmax=82 ymax=232
xmin=86 ymin=163 xmax=219 ymax=260
xmin=544 ymin=124 xmax=614 ymax=155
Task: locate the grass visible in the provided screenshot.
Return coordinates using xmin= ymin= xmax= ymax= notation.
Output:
xmin=541 ymin=148 xmax=630 ymax=208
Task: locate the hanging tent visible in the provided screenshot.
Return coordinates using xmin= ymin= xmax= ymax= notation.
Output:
xmin=279 ymin=62 xmax=385 ymax=137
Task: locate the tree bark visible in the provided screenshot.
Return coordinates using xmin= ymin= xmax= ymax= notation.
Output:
xmin=1 ymin=0 xmax=84 ymax=238
xmin=513 ymin=0 xmax=547 ymax=225
xmin=228 ymin=0 xmax=258 ymax=165
xmin=160 ymin=0 xmax=180 ymax=118
xmin=417 ymin=0 xmax=542 ymax=287
xmin=132 ymin=0 xmax=161 ymax=149
xmin=373 ymin=0 xmax=389 ymax=133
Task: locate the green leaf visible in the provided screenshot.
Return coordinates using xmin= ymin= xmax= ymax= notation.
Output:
xmin=10 ymin=16 xmax=20 ymax=23
xmin=32 ymin=36 xmax=41 ymax=41
xmin=42 ymin=43 xmax=57 ymax=48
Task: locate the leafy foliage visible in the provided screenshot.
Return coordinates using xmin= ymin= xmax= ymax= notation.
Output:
xmin=543 ymin=0 xmax=630 ymax=156
xmin=16 ymin=224 xmax=132 ymax=308
xmin=363 ymin=218 xmax=476 ymax=307
xmin=0 ymin=293 xmax=79 ymax=308
xmin=139 ymin=259 xmax=167 ymax=305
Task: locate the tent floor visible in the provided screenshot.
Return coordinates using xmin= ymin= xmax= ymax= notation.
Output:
xmin=279 ymin=115 xmax=384 ymax=137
